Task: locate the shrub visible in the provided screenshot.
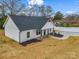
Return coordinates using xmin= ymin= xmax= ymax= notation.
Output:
xmin=0 ymin=16 xmax=7 ymax=29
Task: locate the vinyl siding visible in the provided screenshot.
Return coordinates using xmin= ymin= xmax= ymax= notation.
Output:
xmin=20 ymin=29 xmax=41 ymax=43
xmin=5 ymin=17 xmax=20 ymax=42
xmin=41 ymin=22 xmax=54 ymax=36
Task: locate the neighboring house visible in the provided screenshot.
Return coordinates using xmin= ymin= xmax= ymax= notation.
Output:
xmin=4 ymin=15 xmax=54 ymax=43
xmin=64 ymin=20 xmax=79 ymax=24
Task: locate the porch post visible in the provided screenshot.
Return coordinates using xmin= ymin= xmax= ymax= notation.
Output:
xmin=41 ymin=30 xmax=43 ymax=36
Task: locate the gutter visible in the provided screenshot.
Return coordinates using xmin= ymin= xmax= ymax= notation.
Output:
xmin=19 ymin=31 xmax=21 ymax=43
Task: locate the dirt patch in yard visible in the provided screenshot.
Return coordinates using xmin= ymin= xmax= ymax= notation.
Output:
xmin=1 ymin=30 xmax=79 ymax=59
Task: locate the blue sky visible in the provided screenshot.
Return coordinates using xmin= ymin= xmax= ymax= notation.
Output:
xmin=44 ymin=0 xmax=79 ymax=14
xmin=23 ymin=0 xmax=79 ymax=14
xmin=1 ymin=0 xmax=77 ymax=14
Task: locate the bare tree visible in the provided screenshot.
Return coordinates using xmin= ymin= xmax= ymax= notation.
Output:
xmin=39 ymin=5 xmax=46 ymax=16
xmin=65 ymin=14 xmax=79 ymax=20
xmin=0 ymin=0 xmax=25 ymax=15
xmin=39 ymin=5 xmax=53 ymax=17
xmin=0 ymin=3 xmax=5 ymax=16
xmin=46 ymin=6 xmax=53 ymax=17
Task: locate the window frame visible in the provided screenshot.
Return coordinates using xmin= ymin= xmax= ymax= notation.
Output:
xmin=50 ymin=29 xmax=51 ymax=32
xmin=44 ymin=30 xmax=46 ymax=35
xmin=36 ymin=30 xmax=41 ymax=35
xmin=27 ymin=32 xmax=30 ymax=38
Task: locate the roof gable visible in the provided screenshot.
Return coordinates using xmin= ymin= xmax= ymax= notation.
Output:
xmin=10 ymin=15 xmax=48 ymax=31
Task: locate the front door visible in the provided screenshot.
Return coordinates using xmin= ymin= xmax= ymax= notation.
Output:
xmin=44 ymin=30 xmax=46 ymax=36
xmin=41 ymin=30 xmax=46 ymax=36
xmin=41 ymin=30 xmax=42 ymax=36
xmin=47 ymin=29 xmax=49 ymax=35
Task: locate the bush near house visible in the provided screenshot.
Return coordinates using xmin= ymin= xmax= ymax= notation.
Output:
xmin=0 ymin=16 xmax=7 ymax=29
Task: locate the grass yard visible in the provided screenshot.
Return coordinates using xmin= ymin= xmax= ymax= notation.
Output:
xmin=0 ymin=30 xmax=79 ymax=59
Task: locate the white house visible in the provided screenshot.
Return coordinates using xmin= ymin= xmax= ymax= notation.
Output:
xmin=4 ymin=15 xmax=54 ymax=43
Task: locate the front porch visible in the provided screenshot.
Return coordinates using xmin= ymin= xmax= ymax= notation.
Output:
xmin=41 ymin=28 xmax=53 ymax=37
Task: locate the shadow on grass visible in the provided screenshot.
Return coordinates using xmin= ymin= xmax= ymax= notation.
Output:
xmin=20 ymin=39 xmax=42 ymax=46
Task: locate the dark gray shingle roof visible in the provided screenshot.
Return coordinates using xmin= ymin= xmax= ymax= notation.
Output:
xmin=10 ymin=15 xmax=48 ymax=31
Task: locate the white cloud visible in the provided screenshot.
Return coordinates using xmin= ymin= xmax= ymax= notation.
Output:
xmin=28 ymin=0 xmax=44 ymax=6
xmin=66 ymin=11 xmax=79 ymax=15
xmin=66 ymin=11 xmax=75 ymax=14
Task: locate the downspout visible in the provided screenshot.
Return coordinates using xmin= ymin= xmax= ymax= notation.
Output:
xmin=52 ymin=18 xmax=55 ymax=35
xmin=19 ymin=31 xmax=21 ymax=43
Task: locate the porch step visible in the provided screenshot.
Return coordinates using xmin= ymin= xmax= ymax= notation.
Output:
xmin=37 ymin=35 xmax=49 ymax=40
xmin=37 ymin=37 xmax=43 ymax=40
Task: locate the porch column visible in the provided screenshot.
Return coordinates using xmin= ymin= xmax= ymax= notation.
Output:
xmin=41 ymin=30 xmax=43 ymax=36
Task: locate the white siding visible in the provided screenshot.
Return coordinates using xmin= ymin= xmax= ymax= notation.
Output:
xmin=5 ymin=17 xmax=20 ymax=42
xmin=4 ymin=18 xmax=54 ymax=43
xmin=20 ymin=29 xmax=41 ymax=43
xmin=42 ymin=22 xmax=54 ymax=30
xmin=41 ymin=22 xmax=54 ymax=36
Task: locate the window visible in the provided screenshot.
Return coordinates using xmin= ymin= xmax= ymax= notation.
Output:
xmin=27 ymin=32 xmax=30 ymax=38
xmin=50 ymin=29 xmax=51 ymax=32
xmin=47 ymin=29 xmax=49 ymax=34
xmin=36 ymin=30 xmax=41 ymax=35
xmin=44 ymin=30 xmax=46 ymax=35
